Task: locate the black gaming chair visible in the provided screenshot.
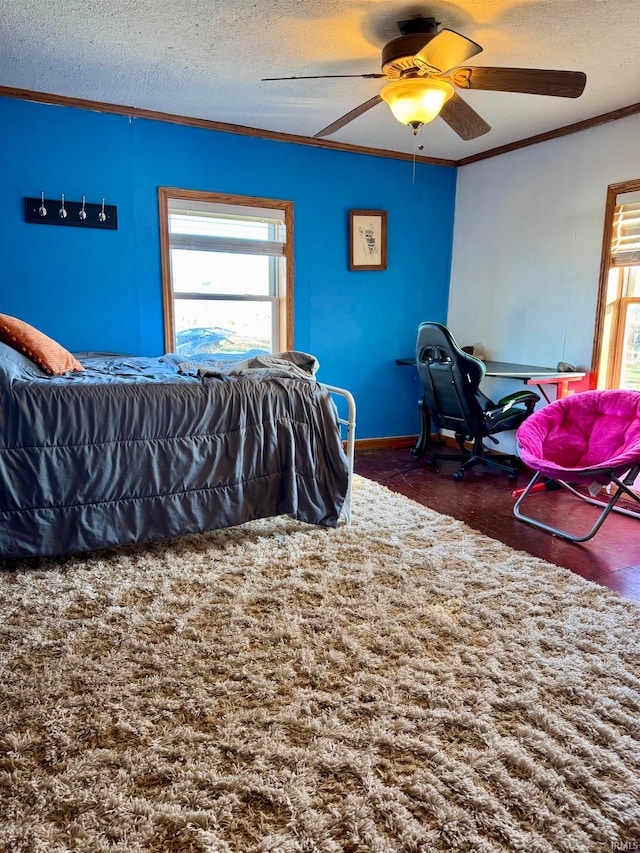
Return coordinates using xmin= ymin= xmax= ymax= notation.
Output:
xmin=414 ymin=322 xmax=540 ymax=481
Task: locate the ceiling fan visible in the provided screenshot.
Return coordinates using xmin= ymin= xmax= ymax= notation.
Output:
xmin=262 ymin=17 xmax=587 ymax=141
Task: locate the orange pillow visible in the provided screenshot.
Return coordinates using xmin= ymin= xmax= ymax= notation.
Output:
xmin=0 ymin=314 xmax=84 ymax=375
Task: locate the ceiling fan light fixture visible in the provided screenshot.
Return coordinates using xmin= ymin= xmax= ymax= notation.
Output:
xmin=380 ymin=78 xmax=454 ymax=132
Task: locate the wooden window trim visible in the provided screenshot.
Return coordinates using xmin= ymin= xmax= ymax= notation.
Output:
xmin=158 ymin=187 xmax=294 ymax=354
xmin=591 ymin=178 xmax=640 ymax=385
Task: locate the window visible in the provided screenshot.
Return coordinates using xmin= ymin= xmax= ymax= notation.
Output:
xmin=593 ymin=180 xmax=640 ymax=391
xmin=159 ymin=188 xmax=293 ymax=356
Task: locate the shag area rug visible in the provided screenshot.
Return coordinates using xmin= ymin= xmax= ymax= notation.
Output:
xmin=1 ymin=477 xmax=639 ymax=853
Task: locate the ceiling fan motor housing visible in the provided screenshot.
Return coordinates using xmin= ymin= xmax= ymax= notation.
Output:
xmin=381 ymin=33 xmax=436 ymax=77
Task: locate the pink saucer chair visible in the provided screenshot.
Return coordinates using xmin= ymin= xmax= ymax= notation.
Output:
xmin=514 ymin=389 xmax=640 ymax=542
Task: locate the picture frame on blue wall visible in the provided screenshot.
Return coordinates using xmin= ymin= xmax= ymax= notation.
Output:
xmin=349 ymin=210 xmax=387 ymax=271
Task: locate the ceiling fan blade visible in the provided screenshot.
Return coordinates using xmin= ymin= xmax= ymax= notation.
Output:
xmin=414 ymin=29 xmax=483 ymax=75
xmin=450 ymin=67 xmax=587 ymax=98
xmin=314 ymin=95 xmax=383 ymax=138
xmin=262 ymin=73 xmax=385 ymax=81
xmin=439 ymin=92 xmax=491 ymax=140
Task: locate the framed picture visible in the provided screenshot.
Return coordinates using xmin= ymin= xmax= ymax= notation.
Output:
xmin=349 ymin=210 xmax=387 ymax=271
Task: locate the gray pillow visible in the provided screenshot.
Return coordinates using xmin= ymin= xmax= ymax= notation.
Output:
xmin=0 ymin=340 xmax=48 ymax=380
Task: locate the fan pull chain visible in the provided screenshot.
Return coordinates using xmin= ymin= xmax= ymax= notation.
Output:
xmin=411 ymin=125 xmax=425 ymax=184
xmin=412 ymin=131 xmax=417 ymax=183
xmin=412 ymin=142 xmax=416 ymax=183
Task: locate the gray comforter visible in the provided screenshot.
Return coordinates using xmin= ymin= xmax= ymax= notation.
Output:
xmin=0 ymin=346 xmax=349 ymax=558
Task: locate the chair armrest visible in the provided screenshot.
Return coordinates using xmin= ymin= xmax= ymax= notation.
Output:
xmin=497 ymin=390 xmax=540 ymax=409
xmin=484 ymin=390 xmax=540 ymax=422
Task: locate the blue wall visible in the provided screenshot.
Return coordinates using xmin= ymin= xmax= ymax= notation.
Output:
xmin=0 ymin=96 xmax=456 ymax=438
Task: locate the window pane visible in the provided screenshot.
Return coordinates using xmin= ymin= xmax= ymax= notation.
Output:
xmin=596 ymin=302 xmax=615 ymax=389
xmin=619 ymin=302 xmax=640 ymax=391
xmin=171 ymin=249 xmax=272 ymax=296
xmin=623 ymin=265 xmax=640 ymax=298
xmin=174 ymin=298 xmax=273 ymax=355
xmin=606 ymin=266 xmax=621 ymax=302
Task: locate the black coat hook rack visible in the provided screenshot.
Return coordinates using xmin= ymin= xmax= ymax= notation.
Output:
xmin=24 ymin=195 xmax=118 ymax=230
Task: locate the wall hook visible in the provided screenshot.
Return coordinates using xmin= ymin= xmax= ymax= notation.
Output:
xmin=24 ymin=195 xmax=117 ymax=229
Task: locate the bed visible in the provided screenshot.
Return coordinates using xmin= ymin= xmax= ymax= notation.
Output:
xmin=0 ymin=340 xmax=354 ymax=560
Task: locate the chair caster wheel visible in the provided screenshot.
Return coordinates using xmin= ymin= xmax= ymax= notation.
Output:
xmin=425 ymin=458 xmax=436 ymax=469
xmin=453 ymin=471 xmax=464 ymax=481
xmin=508 ymin=472 xmax=518 ymax=483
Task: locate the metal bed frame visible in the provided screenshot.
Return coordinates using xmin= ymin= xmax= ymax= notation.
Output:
xmin=323 ymin=384 xmax=356 ymax=525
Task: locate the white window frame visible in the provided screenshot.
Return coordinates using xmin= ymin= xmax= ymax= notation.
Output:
xmin=159 ymin=188 xmax=294 ymax=354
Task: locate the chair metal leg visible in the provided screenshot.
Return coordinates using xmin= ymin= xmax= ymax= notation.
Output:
xmin=454 ymin=437 xmax=520 ymax=481
xmin=514 ymin=466 xmax=640 ymax=542
xmin=411 ymin=398 xmax=448 ymax=459
xmin=417 ymin=429 xmax=521 ymax=483
xmin=411 ymin=398 xmax=432 ymax=459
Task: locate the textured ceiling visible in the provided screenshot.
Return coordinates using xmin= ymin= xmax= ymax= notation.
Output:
xmin=1 ymin=0 xmax=639 ymax=161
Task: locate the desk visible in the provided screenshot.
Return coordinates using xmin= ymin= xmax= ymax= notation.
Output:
xmin=396 ymin=358 xmax=585 ymax=403
xmin=396 ymin=358 xmax=586 ymax=459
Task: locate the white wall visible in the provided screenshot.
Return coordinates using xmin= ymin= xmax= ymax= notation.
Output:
xmin=448 ymin=113 xmax=640 ymax=371
xmin=447 ymin=113 xmax=640 ymax=451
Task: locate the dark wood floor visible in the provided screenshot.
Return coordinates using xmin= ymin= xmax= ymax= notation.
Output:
xmin=355 ymin=446 xmax=640 ymax=606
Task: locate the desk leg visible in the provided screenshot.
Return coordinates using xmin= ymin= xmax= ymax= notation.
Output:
xmin=527 ymin=380 xmax=573 ymax=403
xmin=411 ymin=397 xmax=432 ymax=459
xmin=526 ymin=379 xmax=552 ymax=404
xmin=536 ymin=384 xmax=552 ymax=404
